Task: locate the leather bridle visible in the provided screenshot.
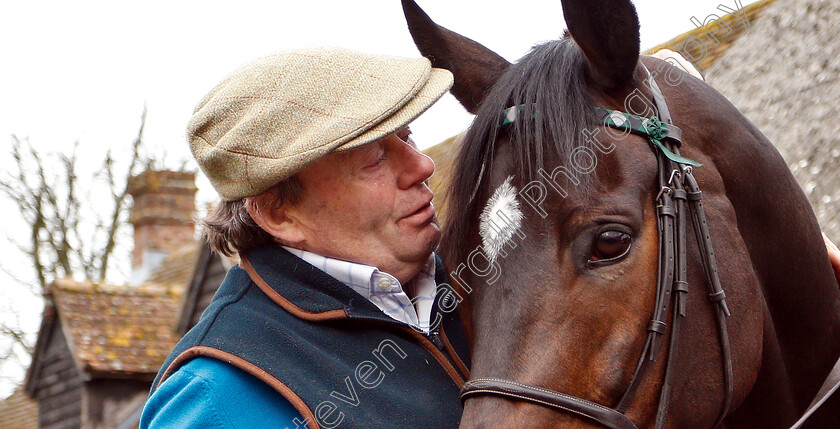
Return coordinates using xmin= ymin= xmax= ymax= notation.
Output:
xmin=459 ymin=65 xmax=734 ymax=429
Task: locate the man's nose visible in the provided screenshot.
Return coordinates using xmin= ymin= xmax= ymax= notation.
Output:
xmin=396 ymin=141 xmax=435 ymax=189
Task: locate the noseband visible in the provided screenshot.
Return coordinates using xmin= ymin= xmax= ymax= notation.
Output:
xmin=459 ymin=65 xmax=734 ymax=429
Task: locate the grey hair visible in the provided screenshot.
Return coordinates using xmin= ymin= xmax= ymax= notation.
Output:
xmin=200 ymin=177 xmax=304 ymax=256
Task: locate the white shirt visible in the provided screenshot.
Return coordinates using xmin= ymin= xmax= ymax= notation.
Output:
xmin=281 ymin=246 xmax=438 ymax=333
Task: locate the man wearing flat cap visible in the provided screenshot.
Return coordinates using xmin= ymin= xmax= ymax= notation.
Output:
xmin=140 ymin=47 xmax=470 ymax=428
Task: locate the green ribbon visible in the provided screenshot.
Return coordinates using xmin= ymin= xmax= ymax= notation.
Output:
xmin=500 ymin=103 xmax=537 ymax=126
xmin=596 ymin=107 xmax=702 ymax=167
xmin=499 ymin=103 xmax=702 ymax=167
xmin=641 ymin=115 xmax=702 ymax=167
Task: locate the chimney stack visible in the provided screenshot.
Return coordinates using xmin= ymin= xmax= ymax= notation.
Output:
xmin=127 ymin=170 xmax=197 ymax=274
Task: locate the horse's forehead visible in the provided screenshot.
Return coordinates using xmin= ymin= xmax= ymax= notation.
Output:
xmin=476 ymin=133 xmax=659 ymax=261
xmin=484 ymin=131 xmax=657 ymax=199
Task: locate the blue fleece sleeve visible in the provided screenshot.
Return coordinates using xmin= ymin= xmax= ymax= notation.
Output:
xmin=140 ymin=356 xmax=308 ymax=428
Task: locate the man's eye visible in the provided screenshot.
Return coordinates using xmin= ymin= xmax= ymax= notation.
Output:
xmin=366 ymin=154 xmax=386 ymax=168
xmin=397 ymin=128 xmax=413 ymax=142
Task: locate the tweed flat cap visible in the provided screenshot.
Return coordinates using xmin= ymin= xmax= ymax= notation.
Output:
xmin=187 ymin=46 xmax=453 ymax=201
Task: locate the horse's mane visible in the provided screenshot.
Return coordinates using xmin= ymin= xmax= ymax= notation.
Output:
xmin=441 ymin=36 xmax=598 ymax=262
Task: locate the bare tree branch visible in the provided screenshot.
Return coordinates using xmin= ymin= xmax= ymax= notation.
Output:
xmin=0 ymin=326 xmax=33 ymax=356
xmin=0 ymin=264 xmax=35 ymax=294
xmin=98 ymin=105 xmax=146 ymax=283
xmin=0 ymin=105 xmax=157 ymax=385
xmin=31 ymin=170 xmax=48 ymax=293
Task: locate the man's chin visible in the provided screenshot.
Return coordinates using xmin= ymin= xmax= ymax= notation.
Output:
xmin=404 ymin=225 xmax=442 ymax=262
xmin=423 ymin=221 xmax=442 ymax=251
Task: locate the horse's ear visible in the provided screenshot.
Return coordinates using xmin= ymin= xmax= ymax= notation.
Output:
xmin=561 ymin=0 xmax=640 ymax=91
xmin=402 ymin=0 xmax=511 ymax=113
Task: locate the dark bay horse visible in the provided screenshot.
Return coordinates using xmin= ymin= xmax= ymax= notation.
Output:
xmin=402 ymin=0 xmax=840 ymax=427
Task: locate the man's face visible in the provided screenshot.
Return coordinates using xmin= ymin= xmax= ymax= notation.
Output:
xmin=284 ymin=128 xmax=439 ymax=283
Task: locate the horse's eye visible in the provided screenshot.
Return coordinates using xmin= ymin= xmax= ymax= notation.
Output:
xmin=592 ymin=230 xmax=631 ymax=261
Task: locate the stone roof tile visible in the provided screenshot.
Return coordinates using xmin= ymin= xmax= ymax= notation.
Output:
xmin=145 ymin=242 xmax=200 ymax=287
xmin=644 ymin=0 xmax=778 ymax=70
xmin=0 ymin=387 xmax=38 ymax=429
xmin=51 ymin=277 xmax=182 ymax=376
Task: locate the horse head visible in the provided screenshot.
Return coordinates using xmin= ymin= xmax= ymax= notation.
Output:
xmin=403 ymin=0 xmax=840 ymax=427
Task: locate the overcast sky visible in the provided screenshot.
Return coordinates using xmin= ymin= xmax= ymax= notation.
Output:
xmin=0 ymin=0 xmax=758 ymax=396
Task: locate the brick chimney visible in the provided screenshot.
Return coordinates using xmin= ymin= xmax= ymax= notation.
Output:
xmin=127 ymin=170 xmax=197 ymax=277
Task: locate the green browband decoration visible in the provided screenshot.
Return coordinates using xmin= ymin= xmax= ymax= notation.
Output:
xmin=594 ymin=107 xmax=702 ymax=167
xmin=500 ymin=103 xmax=537 ymax=126
xmin=499 ymin=104 xmax=702 ymax=167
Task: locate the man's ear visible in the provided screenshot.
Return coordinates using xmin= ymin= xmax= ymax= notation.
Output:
xmin=246 ymin=192 xmax=306 ymax=245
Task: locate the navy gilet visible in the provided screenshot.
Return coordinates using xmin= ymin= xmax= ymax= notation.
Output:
xmin=151 ymin=244 xmax=471 ymax=429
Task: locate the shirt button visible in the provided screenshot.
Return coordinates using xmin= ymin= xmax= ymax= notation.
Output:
xmin=377 ymin=277 xmax=393 ymax=292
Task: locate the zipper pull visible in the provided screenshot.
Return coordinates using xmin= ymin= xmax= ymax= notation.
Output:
xmin=427 ymin=331 xmax=444 ymax=351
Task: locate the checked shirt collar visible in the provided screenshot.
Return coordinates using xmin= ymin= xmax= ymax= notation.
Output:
xmin=281 ymin=246 xmax=437 ymax=333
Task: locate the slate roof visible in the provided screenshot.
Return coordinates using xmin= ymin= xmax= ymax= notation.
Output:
xmin=0 ymin=387 xmax=37 ymax=429
xmin=704 ymin=0 xmax=840 ymax=242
